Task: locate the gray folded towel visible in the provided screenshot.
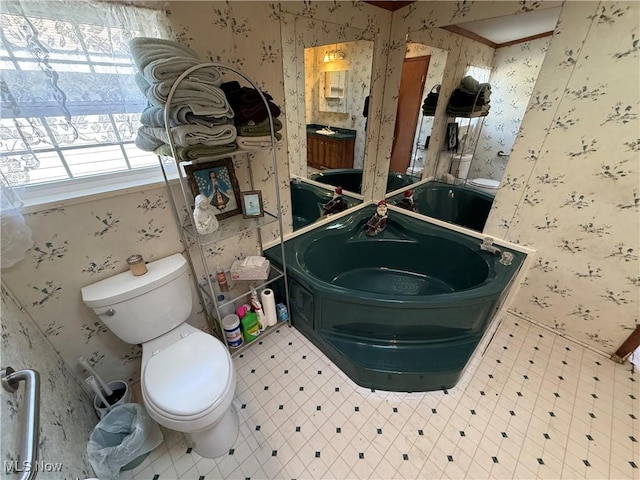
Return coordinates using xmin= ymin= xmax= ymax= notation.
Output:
xmin=140 ymin=105 xmax=230 ymax=129
xmin=136 ymin=75 xmax=233 ymax=117
xmin=136 ymin=124 xmax=237 ymax=151
xmin=154 ymin=143 xmax=239 ymax=161
xmin=129 ymin=37 xmax=199 ymax=72
xmin=143 ymin=56 xmax=222 ymax=85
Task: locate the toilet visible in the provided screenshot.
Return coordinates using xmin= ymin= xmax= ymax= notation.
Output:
xmin=81 ymin=253 xmax=238 ymax=458
xmin=467 ymin=177 xmax=500 ymax=196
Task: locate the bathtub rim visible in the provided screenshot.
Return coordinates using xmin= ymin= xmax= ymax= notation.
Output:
xmin=273 ymin=205 xmax=530 ymax=304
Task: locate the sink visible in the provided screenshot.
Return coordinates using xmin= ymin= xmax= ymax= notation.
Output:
xmin=315 ymin=128 xmax=336 ymax=135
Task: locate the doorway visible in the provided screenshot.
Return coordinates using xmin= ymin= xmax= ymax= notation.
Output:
xmin=389 ymin=55 xmax=430 ymax=174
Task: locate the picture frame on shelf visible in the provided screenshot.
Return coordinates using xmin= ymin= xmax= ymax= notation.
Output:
xmin=184 ymin=158 xmax=242 ymax=220
xmin=446 ymin=122 xmax=459 ymax=151
xmin=240 ymin=190 xmax=264 ymax=219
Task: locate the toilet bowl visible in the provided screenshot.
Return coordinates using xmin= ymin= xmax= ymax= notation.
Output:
xmin=467 ymin=177 xmax=500 ymax=196
xmin=81 ymin=253 xmax=239 ymax=458
xmin=450 ymin=154 xmax=473 ymax=180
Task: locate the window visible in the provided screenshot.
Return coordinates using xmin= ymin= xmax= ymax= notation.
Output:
xmin=0 ymin=1 xmax=169 ymax=201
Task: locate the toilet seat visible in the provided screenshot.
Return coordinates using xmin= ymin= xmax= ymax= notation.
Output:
xmin=142 ymin=332 xmax=233 ymax=420
xmin=468 ymin=178 xmax=499 ymax=190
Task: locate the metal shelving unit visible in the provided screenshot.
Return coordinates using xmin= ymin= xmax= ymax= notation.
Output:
xmin=157 ymin=62 xmax=290 ymax=353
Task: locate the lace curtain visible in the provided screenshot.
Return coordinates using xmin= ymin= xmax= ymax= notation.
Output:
xmin=0 ymin=0 xmax=170 ymax=268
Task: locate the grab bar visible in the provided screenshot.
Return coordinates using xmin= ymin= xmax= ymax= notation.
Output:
xmin=2 ymin=366 xmax=40 ymax=480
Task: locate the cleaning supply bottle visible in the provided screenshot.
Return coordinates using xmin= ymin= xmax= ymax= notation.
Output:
xmin=241 ymin=311 xmax=260 ymax=343
xmin=250 ymin=290 xmax=266 ymax=331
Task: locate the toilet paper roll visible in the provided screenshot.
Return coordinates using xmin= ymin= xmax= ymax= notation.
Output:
xmin=261 ymin=289 xmax=277 ymax=327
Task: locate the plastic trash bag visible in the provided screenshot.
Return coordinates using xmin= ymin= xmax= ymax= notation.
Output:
xmin=87 ymin=403 xmax=163 ymax=480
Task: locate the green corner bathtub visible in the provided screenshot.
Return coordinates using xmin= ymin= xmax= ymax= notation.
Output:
xmin=388 ymin=181 xmax=494 ymax=231
xmin=310 ymin=169 xmax=414 ymax=194
xmin=266 ymin=205 xmax=526 ymax=392
xmin=290 ymin=180 xmax=361 ymax=231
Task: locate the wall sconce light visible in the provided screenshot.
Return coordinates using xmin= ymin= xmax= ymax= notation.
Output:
xmin=323 ymin=49 xmax=346 ymax=63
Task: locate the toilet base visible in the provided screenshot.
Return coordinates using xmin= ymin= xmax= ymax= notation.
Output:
xmin=185 ymin=404 xmax=239 ymax=458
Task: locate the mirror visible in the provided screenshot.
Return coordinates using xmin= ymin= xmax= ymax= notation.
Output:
xmin=304 ymin=40 xmax=373 ymax=179
xmin=389 ymin=42 xmax=449 ymax=186
xmin=282 ymin=15 xmax=376 ymax=230
xmin=322 ymin=70 xmax=347 ymax=100
xmin=386 ymin=8 xmax=561 ymax=231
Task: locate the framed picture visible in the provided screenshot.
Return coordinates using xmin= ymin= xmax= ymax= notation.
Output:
xmin=240 ymin=190 xmax=264 ymax=219
xmin=446 ymin=122 xmax=459 ymax=151
xmin=184 ymin=158 xmax=242 ymax=220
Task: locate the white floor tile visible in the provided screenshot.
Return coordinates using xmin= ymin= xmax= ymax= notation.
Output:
xmin=132 ymin=317 xmax=637 ymax=480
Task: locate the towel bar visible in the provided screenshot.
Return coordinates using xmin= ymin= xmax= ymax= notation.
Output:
xmin=2 ymin=366 xmax=40 ymax=480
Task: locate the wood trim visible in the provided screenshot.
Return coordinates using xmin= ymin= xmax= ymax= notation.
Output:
xmin=364 ymin=1 xmax=414 ymax=12
xmin=497 ymin=30 xmax=554 ymax=48
xmin=611 ymin=325 xmax=640 ymax=363
xmin=441 ymin=25 xmax=498 ymax=49
xmin=441 ymin=25 xmax=555 ymax=50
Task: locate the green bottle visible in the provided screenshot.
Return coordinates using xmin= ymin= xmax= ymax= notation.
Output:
xmin=241 ymin=312 xmax=260 ymax=343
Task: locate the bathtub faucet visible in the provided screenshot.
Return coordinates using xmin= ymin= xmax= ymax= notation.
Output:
xmin=479 ymin=237 xmax=501 ymax=256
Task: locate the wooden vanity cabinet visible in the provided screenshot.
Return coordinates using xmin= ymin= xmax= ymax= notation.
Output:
xmin=307 ymin=133 xmax=355 ymax=170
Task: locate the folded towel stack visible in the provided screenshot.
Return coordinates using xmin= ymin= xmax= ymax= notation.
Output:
xmin=446 ymin=75 xmax=491 ymax=117
xmin=421 ymin=85 xmax=440 ymax=117
xmin=129 ymin=37 xmax=237 ymax=154
xmin=220 ymin=81 xmax=283 ymax=151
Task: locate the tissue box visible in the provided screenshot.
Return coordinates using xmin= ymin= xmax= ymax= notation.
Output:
xmin=230 ymin=258 xmax=270 ymax=281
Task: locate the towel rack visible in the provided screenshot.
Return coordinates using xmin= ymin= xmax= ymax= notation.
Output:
xmin=2 ymin=366 xmax=40 ymax=480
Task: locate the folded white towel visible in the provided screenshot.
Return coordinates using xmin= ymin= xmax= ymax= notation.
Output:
xmin=138 ymin=76 xmax=233 ymax=118
xmin=236 ymin=135 xmax=276 ymax=150
xmin=129 ymin=37 xmax=199 ymax=72
xmin=143 ymin=56 xmax=222 ymax=85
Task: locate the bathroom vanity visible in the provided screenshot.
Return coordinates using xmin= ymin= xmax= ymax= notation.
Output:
xmin=306 ymin=124 xmax=356 ymax=170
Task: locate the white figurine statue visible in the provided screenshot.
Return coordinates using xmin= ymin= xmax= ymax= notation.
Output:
xmin=193 ymin=193 xmax=219 ymax=235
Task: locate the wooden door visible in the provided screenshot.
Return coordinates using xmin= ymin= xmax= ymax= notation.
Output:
xmin=389 ymin=55 xmax=430 ymax=173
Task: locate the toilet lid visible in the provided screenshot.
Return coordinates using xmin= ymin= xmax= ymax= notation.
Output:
xmin=469 ymin=178 xmax=499 ymax=189
xmin=143 ymin=332 xmax=231 ymax=416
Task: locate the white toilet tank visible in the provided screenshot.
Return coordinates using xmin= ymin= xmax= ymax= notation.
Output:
xmin=81 ymin=253 xmax=192 ymax=344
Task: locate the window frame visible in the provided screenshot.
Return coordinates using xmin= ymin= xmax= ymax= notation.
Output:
xmin=0 ymin=0 xmax=171 ymax=206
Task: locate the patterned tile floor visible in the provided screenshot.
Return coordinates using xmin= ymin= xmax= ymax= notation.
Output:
xmin=122 ymin=313 xmax=639 ymax=479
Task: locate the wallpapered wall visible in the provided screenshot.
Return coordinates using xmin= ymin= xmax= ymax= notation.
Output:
xmin=469 ymin=37 xmax=551 ymax=182
xmin=484 ymin=1 xmax=639 ymax=352
xmin=305 ymin=40 xmax=374 ymax=169
xmin=1 ymin=286 xmax=95 ymax=478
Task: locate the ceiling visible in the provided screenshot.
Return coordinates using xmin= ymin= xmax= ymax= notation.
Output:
xmin=451 ymin=6 xmax=562 ymax=45
xmin=365 ymin=2 xmax=562 ymax=47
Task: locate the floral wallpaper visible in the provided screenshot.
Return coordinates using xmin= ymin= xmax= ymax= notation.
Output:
xmin=305 ymin=40 xmax=374 ymax=169
xmin=469 ymin=37 xmax=551 ymax=181
xmin=1 ymin=285 xmax=96 ymax=479
xmin=483 ymin=1 xmax=640 ymax=353
xmin=0 ymin=184 xmax=212 ymax=387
